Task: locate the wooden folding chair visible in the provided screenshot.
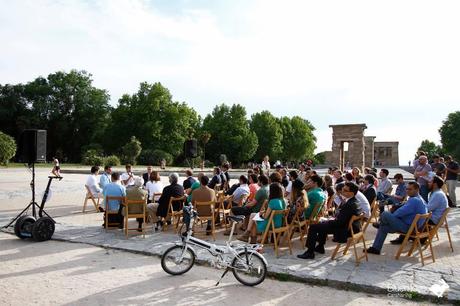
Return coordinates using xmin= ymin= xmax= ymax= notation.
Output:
xmin=289 ymin=202 xmax=322 ymax=245
xmin=260 ymin=209 xmax=292 ymax=257
xmin=428 ymin=208 xmax=453 ymax=252
xmin=163 ymin=195 xmax=186 ymax=231
xmin=194 ymin=200 xmax=217 ymax=240
xmin=220 ymin=194 xmax=248 ymax=230
xmin=395 ymin=213 xmax=434 ymax=266
xmin=83 ymin=185 xmax=101 ymax=213
xmin=105 ymin=196 xmax=125 ymax=230
xmin=362 ymin=200 xmax=378 ymax=234
xmin=123 ymin=199 xmax=147 ymax=238
xmin=331 ymin=214 xmax=368 ymax=266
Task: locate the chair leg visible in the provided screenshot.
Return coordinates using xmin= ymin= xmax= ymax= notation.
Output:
xmin=417 ymin=238 xmax=425 ymax=266
xmin=352 ymin=241 xmax=360 ymax=266
xmin=343 ymin=240 xmax=351 ymax=255
xmin=83 ymin=197 xmax=88 ymax=213
xmin=331 ymin=243 xmax=341 ymax=260
xmin=407 ymin=238 xmax=418 ymax=257
xmin=362 ymin=237 xmax=368 ymax=261
xmin=395 ymin=234 xmax=411 ymax=259
xmin=273 ymin=231 xmax=279 ymax=257
xmin=429 ymin=239 xmax=435 ymax=263
xmin=105 ymin=212 xmax=108 ymax=230
xmin=286 ymin=230 xmax=293 ymax=255
xmin=445 ymin=222 xmax=454 ymax=252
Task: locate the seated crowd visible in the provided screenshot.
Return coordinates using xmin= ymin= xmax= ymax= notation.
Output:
xmin=84 ymin=154 xmax=451 ymax=261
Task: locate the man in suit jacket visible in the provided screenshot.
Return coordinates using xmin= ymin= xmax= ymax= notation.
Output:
xmin=157 ymin=173 xmax=184 ymax=220
xmin=183 ymin=169 xmax=196 ymax=190
xmin=298 ymin=182 xmax=362 ymax=260
xmin=142 ymin=165 xmax=153 ymax=186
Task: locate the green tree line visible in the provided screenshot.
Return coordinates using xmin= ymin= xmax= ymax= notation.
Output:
xmin=0 ymin=70 xmax=317 ymax=166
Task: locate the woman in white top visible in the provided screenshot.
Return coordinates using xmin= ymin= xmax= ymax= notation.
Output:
xmin=145 ymin=171 xmax=164 ymax=202
xmin=261 ymin=155 xmax=270 ymax=175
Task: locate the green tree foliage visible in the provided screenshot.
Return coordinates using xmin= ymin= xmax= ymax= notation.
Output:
xmin=279 ymin=116 xmax=316 ymax=162
xmin=439 ymin=111 xmax=460 ymax=161
xmin=202 ymin=104 xmax=258 ymax=165
xmin=250 ymin=111 xmax=283 ymax=161
xmin=104 ymin=155 xmax=121 ymax=167
xmin=81 ymin=149 xmax=104 ymax=166
xmin=0 ymin=70 xmax=111 ymax=161
xmin=313 ymin=151 xmax=326 ymax=164
xmin=106 ymin=82 xmax=200 ymax=158
xmin=120 ymin=136 xmax=142 ymax=165
xmin=0 ymin=131 xmax=17 ymax=165
xmin=417 ymin=139 xmax=443 ymax=161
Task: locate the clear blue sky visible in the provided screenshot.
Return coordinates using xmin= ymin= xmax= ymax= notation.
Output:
xmin=1 ymin=0 xmax=459 ymax=164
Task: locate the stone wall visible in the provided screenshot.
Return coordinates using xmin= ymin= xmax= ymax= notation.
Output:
xmin=374 ymin=141 xmax=399 ymax=166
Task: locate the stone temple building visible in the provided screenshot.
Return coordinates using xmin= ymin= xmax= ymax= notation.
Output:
xmin=324 ymin=124 xmax=399 ymax=171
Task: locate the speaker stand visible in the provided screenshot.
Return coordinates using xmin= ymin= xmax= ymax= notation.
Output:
xmin=2 ymin=163 xmax=53 ymax=229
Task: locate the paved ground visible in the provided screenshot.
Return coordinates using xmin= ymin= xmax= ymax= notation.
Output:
xmin=0 ymin=168 xmax=459 ymax=304
xmin=1 ymin=232 xmax=440 ymax=306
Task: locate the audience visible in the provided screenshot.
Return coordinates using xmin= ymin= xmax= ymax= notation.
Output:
xmin=121 ymin=164 xmax=135 ymax=186
xmin=414 ymin=155 xmax=432 ymax=202
xmin=376 ymin=168 xmax=393 ymax=200
xmin=191 ymin=175 xmax=217 ymax=235
xmin=157 ymin=173 xmax=184 ymax=225
xmin=305 ymin=175 xmax=327 ymax=220
xmin=287 ymin=179 xmax=309 ymax=223
xmin=367 ymin=182 xmax=427 ymax=255
xmin=124 ymin=177 xmax=148 ymax=231
xmin=99 ymin=165 xmax=112 ymax=191
xmin=362 ymin=174 xmax=377 ymax=205
xmin=183 ymin=169 xmax=196 ymax=190
xmin=145 ymin=171 xmax=163 ymax=203
xmin=248 ymin=174 xmax=260 ymax=201
xmin=379 ymin=173 xmax=407 ymax=213
xmin=297 ymin=182 xmax=361 ymax=260
xmin=86 ymin=166 xmax=102 ymax=197
xmin=102 ymin=172 xmax=126 ymax=228
xmin=431 ymin=155 xmax=446 ymax=179
xmin=239 ymin=183 xmax=286 ymax=244
xmin=231 ymin=175 xmax=250 ymax=206
xmin=142 ymin=165 xmax=153 ymax=186
xmin=208 ymin=167 xmax=222 ymax=190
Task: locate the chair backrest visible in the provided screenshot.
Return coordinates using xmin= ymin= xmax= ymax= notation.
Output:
xmin=270 ymin=208 xmax=290 ymax=229
xmin=169 ymin=196 xmax=186 ymax=211
xmin=429 ymin=207 xmax=450 ymax=234
xmin=153 ymin=192 xmax=162 ymax=202
xmin=194 ymin=200 xmax=215 ymax=217
xmin=105 ymin=196 xmax=125 ymax=212
xmin=406 ymin=213 xmax=432 ymax=236
xmin=362 ymin=200 xmax=378 ymax=232
xmin=125 ymin=199 xmax=146 ymax=214
xmin=310 ymin=201 xmax=324 ymax=221
xmin=85 ymin=185 xmax=93 ymax=196
xmin=348 ymin=214 xmax=364 ymax=237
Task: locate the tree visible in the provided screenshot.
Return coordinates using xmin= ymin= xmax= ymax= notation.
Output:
xmin=121 ymin=136 xmax=142 ymax=165
xmin=417 ymin=139 xmax=443 ymax=161
xmin=439 ymin=111 xmax=460 ymax=161
xmin=250 ymin=111 xmax=283 ymax=162
xmin=279 ymin=116 xmax=316 ymax=162
xmin=0 ymin=70 xmax=112 ymax=162
xmin=106 ymin=82 xmax=200 ymax=158
xmin=202 ymin=104 xmax=258 ymax=165
xmin=199 ymin=131 xmax=211 ymax=161
xmin=0 ymin=131 xmax=16 ymax=165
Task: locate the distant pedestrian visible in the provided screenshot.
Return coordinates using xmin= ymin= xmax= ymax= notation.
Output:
xmin=51 ymin=157 xmax=61 ymax=177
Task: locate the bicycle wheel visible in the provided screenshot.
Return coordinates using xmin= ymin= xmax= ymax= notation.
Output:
xmin=161 ymin=245 xmax=195 ymax=275
xmin=232 ymin=250 xmax=267 ymax=286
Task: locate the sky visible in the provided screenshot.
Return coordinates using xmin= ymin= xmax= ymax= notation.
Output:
xmin=1 ymin=0 xmax=460 ymax=165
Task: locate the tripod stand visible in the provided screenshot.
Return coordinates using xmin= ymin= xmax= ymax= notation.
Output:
xmin=3 ymin=163 xmax=55 ymax=229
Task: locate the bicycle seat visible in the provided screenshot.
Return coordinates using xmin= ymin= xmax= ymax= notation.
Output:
xmin=228 ymin=215 xmax=245 ymax=223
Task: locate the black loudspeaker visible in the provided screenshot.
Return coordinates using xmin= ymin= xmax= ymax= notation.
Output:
xmin=184 ymin=139 xmax=198 ymax=158
xmin=18 ymin=129 xmax=47 ymax=163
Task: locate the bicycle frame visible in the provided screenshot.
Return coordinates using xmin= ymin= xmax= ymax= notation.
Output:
xmin=176 ymin=214 xmax=267 ymax=270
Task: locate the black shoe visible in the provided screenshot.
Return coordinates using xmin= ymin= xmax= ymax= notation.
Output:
xmin=390 ymin=236 xmax=404 ymax=245
xmin=314 ymin=245 xmax=325 ymax=254
xmin=372 ymin=222 xmax=380 ymax=229
xmin=118 ymin=223 xmax=124 ymax=229
xmin=98 ymin=207 xmax=105 ymax=212
xmin=366 ymin=247 xmax=381 ymax=255
xmin=297 ymin=251 xmax=315 ymax=259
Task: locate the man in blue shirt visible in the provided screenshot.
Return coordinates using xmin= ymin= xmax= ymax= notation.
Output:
xmin=103 ymin=172 xmax=126 ymax=228
xmin=379 ymin=173 xmax=407 ymax=213
xmin=427 ymin=176 xmax=448 ymax=225
xmin=367 ymin=182 xmax=427 ymax=254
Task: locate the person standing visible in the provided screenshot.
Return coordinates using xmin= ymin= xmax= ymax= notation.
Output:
xmin=431 ymin=155 xmax=446 ymax=179
xmin=414 ymin=155 xmax=432 ymax=202
xmin=261 ymin=155 xmax=270 ymax=176
xmin=445 ymin=155 xmax=459 ymax=207
xmin=51 ymin=157 xmax=61 ymax=177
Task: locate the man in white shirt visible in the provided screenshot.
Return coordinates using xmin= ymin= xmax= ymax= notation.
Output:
xmin=377 ymin=168 xmax=392 ymax=201
xmin=121 ymin=164 xmax=135 ymax=186
xmin=86 ymin=166 xmax=102 ymax=196
xmin=231 ymin=175 xmax=250 ymax=206
xmin=355 ymin=190 xmax=371 ymax=219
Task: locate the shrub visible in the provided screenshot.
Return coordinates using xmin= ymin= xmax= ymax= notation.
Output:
xmin=0 ymin=131 xmax=16 ymax=165
xmin=138 ymin=149 xmax=173 ymax=166
xmin=82 ymin=149 xmax=104 ymax=166
xmin=104 ymin=155 xmax=121 ymax=167
xmin=120 ymin=136 xmax=142 ymax=165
